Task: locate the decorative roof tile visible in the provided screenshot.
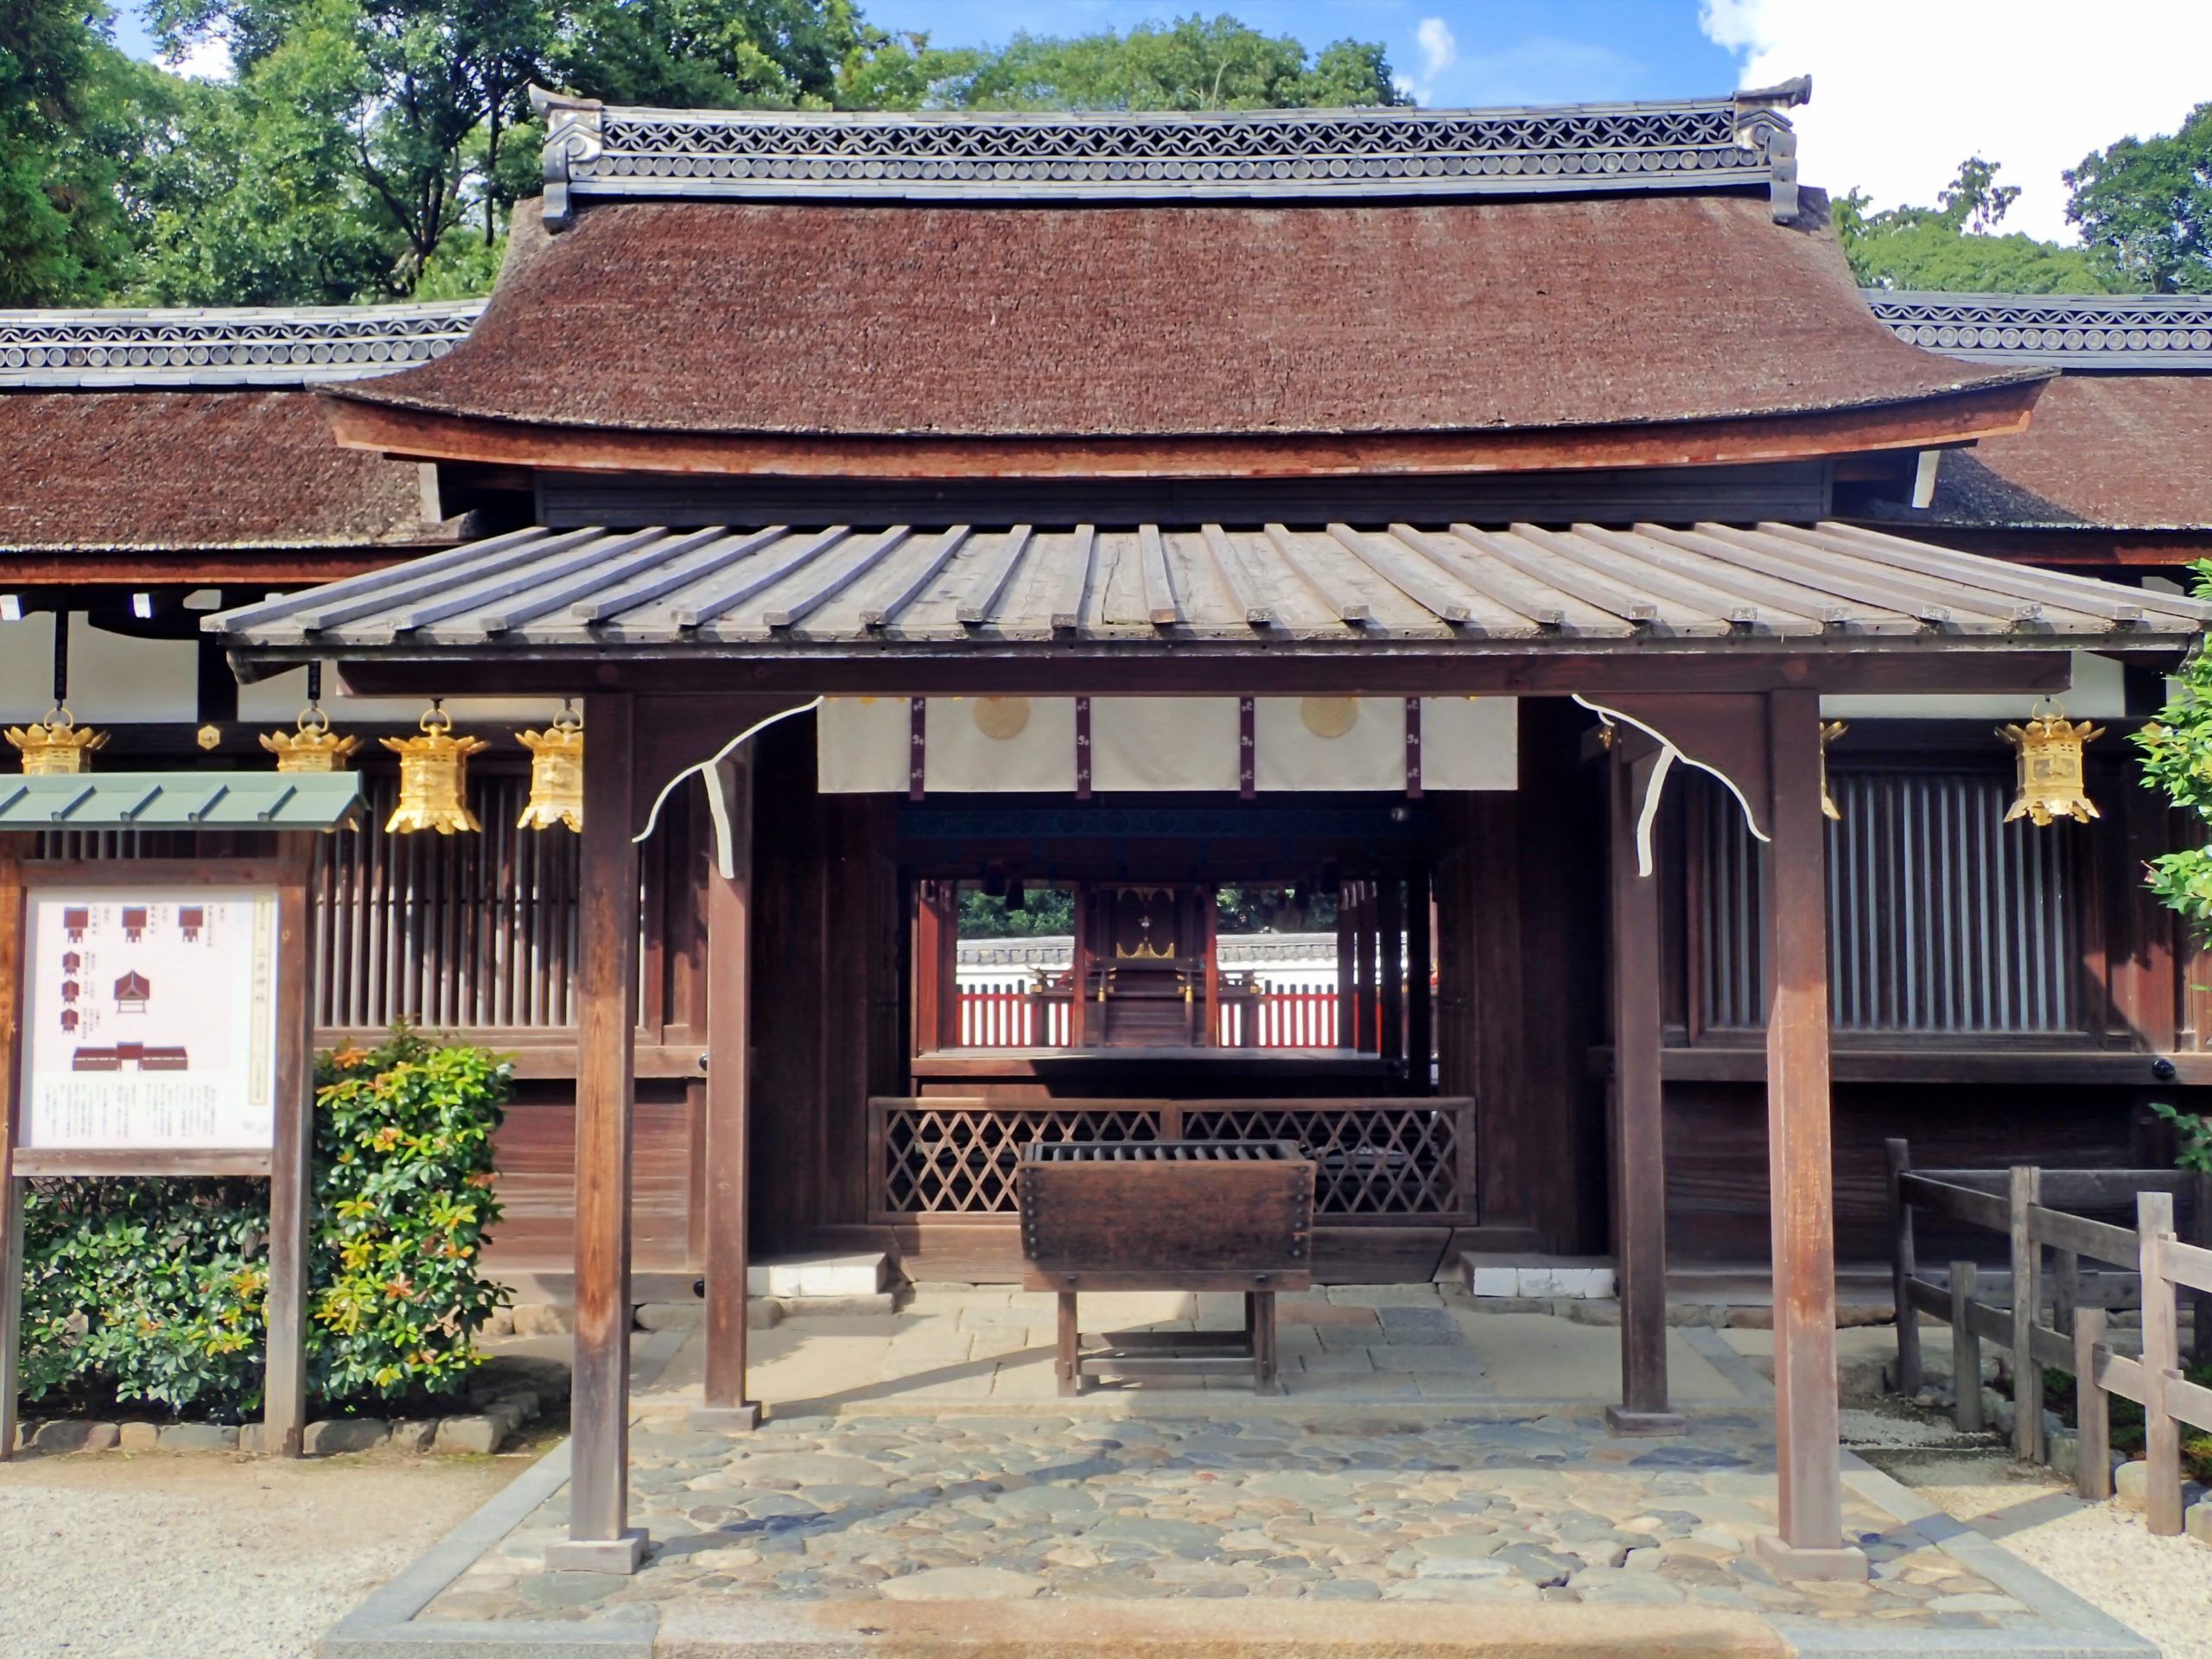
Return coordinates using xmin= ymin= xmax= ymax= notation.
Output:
xmin=0 ymin=301 xmax=486 ymax=389
xmin=531 ymin=79 xmax=1812 ymax=226
xmin=1866 ymin=290 xmax=2212 ymax=371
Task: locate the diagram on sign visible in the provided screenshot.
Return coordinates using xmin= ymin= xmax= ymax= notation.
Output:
xmin=18 ymin=887 xmax=281 ymax=1150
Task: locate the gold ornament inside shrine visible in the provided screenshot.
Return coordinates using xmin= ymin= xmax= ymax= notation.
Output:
xmin=1819 ymin=719 xmax=1847 ymax=821
xmin=261 ymin=702 xmax=359 ymax=774
xmin=381 ymin=703 xmax=487 ymax=834
xmin=515 ymin=704 xmax=584 ymax=832
xmin=5 ymin=708 xmax=108 ymax=775
xmin=1999 ymin=699 xmax=2103 ymax=826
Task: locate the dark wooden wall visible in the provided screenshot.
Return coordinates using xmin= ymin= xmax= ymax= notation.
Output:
xmin=1433 ymin=697 xmax=1611 ymax=1255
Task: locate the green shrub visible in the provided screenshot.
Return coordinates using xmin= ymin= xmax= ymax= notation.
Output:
xmin=16 ymin=1027 xmax=512 ymax=1419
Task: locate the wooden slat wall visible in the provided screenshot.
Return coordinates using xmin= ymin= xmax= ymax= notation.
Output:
xmin=1697 ymin=765 xmax=2085 ymax=1034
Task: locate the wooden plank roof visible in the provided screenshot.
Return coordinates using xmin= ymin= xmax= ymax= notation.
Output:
xmin=0 ymin=770 xmax=360 ymax=830
xmin=208 ymin=518 xmax=2212 ymax=660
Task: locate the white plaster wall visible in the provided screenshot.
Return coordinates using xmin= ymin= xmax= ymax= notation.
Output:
xmin=1821 ymin=650 xmax=2129 ymax=721
xmin=0 ymin=614 xmax=198 ymax=724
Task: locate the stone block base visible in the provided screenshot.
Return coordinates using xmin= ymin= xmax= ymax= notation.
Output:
xmin=687 ymin=1403 xmax=761 ymax=1433
xmin=1754 ymin=1533 xmax=1869 ymax=1582
xmin=544 ymin=1529 xmax=647 ymax=1575
xmin=1605 ymin=1405 xmax=1687 ymax=1439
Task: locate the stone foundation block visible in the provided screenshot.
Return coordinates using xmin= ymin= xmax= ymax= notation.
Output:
xmin=510 ymin=1302 xmax=571 ymax=1337
xmin=435 ymin=1414 xmax=509 ymax=1456
xmin=304 ymin=1417 xmax=388 ymax=1456
xmin=33 ymin=1420 xmax=118 ymax=1454
xmin=158 ymin=1424 xmax=238 ymax=1452
xmin=2187 ymin=1501 xmax=2212 ymax=1545
xmin=390 ymin=1419 xmax=438 ymax=1453
xmin=118 ymin=1421 xmax=160 ymax=1453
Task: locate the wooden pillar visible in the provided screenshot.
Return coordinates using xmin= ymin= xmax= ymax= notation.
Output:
xmin=548 ymin=692 xmax=647 ymax=1573
xmin=1885 ymin=1138 xmax=1923 ymax=1395
xmin=0 ymin=845 xmax=24 ymax=1464
xmin=1069 ymin=884 xmax=1090 ymax=1048
xmin=692 ymin=753 xmax=758 ymax=1433
xmin=263 ymin=836 xmax=317 ymax=1459
xmin=1353 ymin=883 xmax=1377 ymax=1052
xmin=1757 ymin=688 xmax=1866 ymax=1580
xmin=1607 ymin=739 xmax=1681 ymax=1435
xmin=912 ymin=880 xmax=959 ymax=1052
xmin=1378 ymin=876 xmax=1405 ymax=1071
xmin=1407 ymin=866 xmax=1433 ymax=1093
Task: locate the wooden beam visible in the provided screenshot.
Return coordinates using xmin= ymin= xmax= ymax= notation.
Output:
xmin=765 ymin=526 xmax=912 ymax=629
xmin=1050 ymin=527 xmax=1096 ymax=632
xmin=693 ymin=753 xmax=758 ymax=1432
xmin=1756 ymin=687 xmax=1866 ymax=1581
xmin=1138 ymin=524 xmax=1181 ymax=627
xmin=0 ymin=843 xmax=24 ymax=1464
xmin=1607 ymin=739 xmax=1682 ymax=1436
xmin=546 ymin=691 xmax=646 ymax=1574
xmin=322 ymin=379 xmax=2047 ymax=480
xmin=1200 ymin=525 xmax=1274 ymax=626
xmin=864 ymin=525 xmax=969 ymax=629
xmin=262 ymin=836 xmax=316 ymax=1459
xmin=957 ymin=526 xmax=1033 ymax=626
xmin=1265 ymin=524 xmax=1370 ymax=626
xmin=315 ymin=650 xmax=2091 ymax=702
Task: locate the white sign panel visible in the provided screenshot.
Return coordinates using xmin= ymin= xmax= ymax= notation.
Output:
xmin=18 ymin=887 xmax=281 ymax=1150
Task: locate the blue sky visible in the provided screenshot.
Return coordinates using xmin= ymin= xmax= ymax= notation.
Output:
xmin=115 ymin=3 xmax=1740 ymax=110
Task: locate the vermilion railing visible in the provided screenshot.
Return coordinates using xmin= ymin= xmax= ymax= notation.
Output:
xmin=956 ymin=976 xmax=1336 ymax=1048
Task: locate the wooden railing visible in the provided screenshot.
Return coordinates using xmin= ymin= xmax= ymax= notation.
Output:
xmin=955 ymin=977 xmax=1342 ymax=1050
xmin=871 ymin=1096 xmax=1474 ymax=1221
xmin=1886 ymin=1139 xmax=2212 ymax=1535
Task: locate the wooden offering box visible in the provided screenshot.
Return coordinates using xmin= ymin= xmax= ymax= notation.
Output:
xmin=1017 ymin=1140 xmax=1316 ymax=1395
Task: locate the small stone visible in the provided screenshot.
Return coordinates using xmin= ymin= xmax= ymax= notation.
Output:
xmin=118 ymin=1421 xmax=159 ymax=1453
xmin=2185 ymin=1502 xmax=2212 ymax=1546
xmin=434 ymin=1414 xmax=507 ymax=1455
xmin=1414 ymin=1556 xmax=1510 ymax=1580
xmin=157 ymin=1424 xmax=238 ymax=1452
xmin=2114 ymin=1460 xmax=2148 ymax=1509
xmin=509 ymin=1303 xmax=571 ymax=1337
xmin=880 ymin=1567 xmax=1046 ymax=1601
xmin=1311 ymin=1580 xmax=1384 ymax=1600
xmin=1385 ymin=1578 xmax=1541 ymax=1602
xmin=390 ymin=1419 xmax=438 ymax=1453
xmin=34 ymin=1421 xmax=120 ymax=1454
xmin=305 ymin=1417 xmax=388 ymax=1456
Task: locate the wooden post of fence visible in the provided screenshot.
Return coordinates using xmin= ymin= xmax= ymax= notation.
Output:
xmin=2072 ymin=1305 xmax=2110 ymax=1501
xmin=2009 ymin=1166 xmax=2044 ymax=1464
xmin=2139 ymin=1190 xmax=2183 ymax=1537
xmin=1885 ymin=1139 xmax=1922 ymax=1395
xmin=2190 ymin=1170 xmax=2212 ymax=1371
xmin=2052 ymin=1247 xmax=2079 ymax=1338
xmin=1951 ymin=1261 xmax=1983 ymax=1432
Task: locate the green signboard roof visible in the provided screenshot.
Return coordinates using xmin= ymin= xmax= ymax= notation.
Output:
xmin=0 ymin=770 xmax=361 ymax=830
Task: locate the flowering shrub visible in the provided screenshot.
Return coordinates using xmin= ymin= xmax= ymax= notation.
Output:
xmin=16 ymin=1027 xmax=511 ymax=1417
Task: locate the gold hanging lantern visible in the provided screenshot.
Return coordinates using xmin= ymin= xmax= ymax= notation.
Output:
xmin=1819 ymin=719 xmax=1847 ymax=821
xmin=260 ymin=702 xmax=359 ymax=774
xmin=514 ymin=703 xmax=583 ymax=833
xmin=6 ymin=707 xmax=107 ymax=774
xmin=1999 ymin=698 xmax=2103 ymax=826
xmin=380 ymin=703 xmax=486 ymax=835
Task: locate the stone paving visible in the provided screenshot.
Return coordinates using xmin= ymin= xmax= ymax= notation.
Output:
xmin=423 ymin=1411 xmax=2040 ymax=1629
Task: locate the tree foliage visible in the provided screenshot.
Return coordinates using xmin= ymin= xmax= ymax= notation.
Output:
xmin=2066 ymin=101 xmax=2212 ymax=294
xmin=1839 ymin=155 xmax=2126 ymax=295
xmin=0 ymin=0 xmax=162 ymax=304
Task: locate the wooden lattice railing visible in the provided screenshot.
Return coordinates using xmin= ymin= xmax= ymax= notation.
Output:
xmin=869 ymin=1096 xmax=1473 ymax=1222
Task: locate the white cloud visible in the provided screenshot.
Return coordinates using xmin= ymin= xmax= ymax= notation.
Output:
xmin=1416 ymin=17 xmax=1459 ymax=80
xmin=1700 ymin=0 xmax=2212 ymax=243
xmin=162 ymin=34 xmax=232 ymax=81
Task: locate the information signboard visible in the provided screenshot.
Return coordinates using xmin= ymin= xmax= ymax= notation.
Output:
xmin=18 ymin=886 xmax=282 ymax=1154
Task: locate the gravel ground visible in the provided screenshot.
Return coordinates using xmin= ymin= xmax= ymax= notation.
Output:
xmin=0 ymin=1446 xmax=530 ymax=1659
xmin=1881 ymin=1450 xmax=2212 ymax=1659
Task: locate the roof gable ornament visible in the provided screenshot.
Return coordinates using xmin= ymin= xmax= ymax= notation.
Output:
xmin=0 ymin=300 xmax=486 ymax=389
xmin=1867 ymin=290 xmax=2212 ymax=371
xmin=526 ymin=78 xmax=1811 ymax=232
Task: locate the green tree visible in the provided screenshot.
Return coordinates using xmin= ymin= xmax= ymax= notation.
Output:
xmin=1840 ymin=156 xmax=2126 ymax=295
xmin=844 ymin=14 xmax=1405 ymax=112
xmin=2066 ymin=102 xmax=2212 ymax=294
xmin=556 ymin=0 xmax=863 ymax=109
xmin=0 ymin=0 xmax=148 ymax=303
